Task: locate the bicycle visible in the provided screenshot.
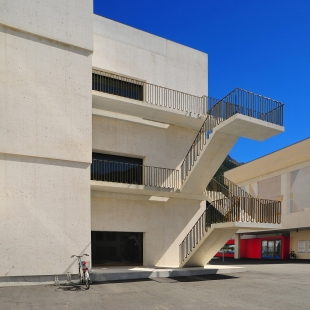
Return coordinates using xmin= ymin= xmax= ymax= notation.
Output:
xmin=289 ymin=250 xmax=297 ymax=259
xmin=71 ymin=254 xmax=91 ymax=290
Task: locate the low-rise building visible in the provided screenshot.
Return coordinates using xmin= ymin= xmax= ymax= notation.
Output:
xmin=225 ymin=138 xmax=310 ymax=259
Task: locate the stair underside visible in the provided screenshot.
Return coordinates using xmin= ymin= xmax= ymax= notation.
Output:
xmin=181 ymin=221 xmax=281 ymax=267
xmin=181 ymin=114 xmax=284 ymax=194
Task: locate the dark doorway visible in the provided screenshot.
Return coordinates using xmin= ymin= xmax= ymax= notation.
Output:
xmin=91 ymin=231 xmax=143 ymax=266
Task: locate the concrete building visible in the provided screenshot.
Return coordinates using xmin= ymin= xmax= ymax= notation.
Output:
xmin=226 ymin=138 xmax=310 ymax=260
xmin=0 ymin=1 xmax=284 ymax=284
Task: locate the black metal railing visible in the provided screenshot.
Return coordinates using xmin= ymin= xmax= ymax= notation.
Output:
xmin=206 ymin=197 xmax=281 ymax=225
xmin=92 ymin=70 xmax=284 ymax=127
xmin=145 ymin=83 xmax=218 ymax=115
xmin=205 ymin=176 xmax=281 ymax=225
xmin=179 ymin=210 xmax=207 ymax=265
xmin=220 ymin=88 xmax=284 ymax=126
xmin=91 ymin=159 xmax=180 ymax=189
xmin=206 ymin=175 xmax=251 ymax=201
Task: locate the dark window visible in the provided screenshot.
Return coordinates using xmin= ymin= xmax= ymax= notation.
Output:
xmin=91 ymin=231 xmax=143 ymax=266
xmin=92 ymin=73 xmax=144 ymax=101
xmin=91 ymin=153 xmax=143 ymax=185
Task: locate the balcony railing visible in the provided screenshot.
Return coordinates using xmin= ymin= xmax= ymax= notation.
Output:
xmin=92 ymin=69 xmax=220 ymax=115
xmin=206 ymin=176 xmax=281 ymax=225
xmin=221 ymin=88 xmax=284 ymax=126
xmin=206 ymin=175 xmax=251 ymax=201
xmin=91 ymin=159 xmax=180 ymax=189
xmin=206 ymin=197 xmax=281 ymax=225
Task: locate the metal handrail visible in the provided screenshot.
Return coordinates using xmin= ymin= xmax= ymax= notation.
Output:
xmin=179 ymin=210 xmax=207 ymax=265
xmin=92 ymin=68 xmax=219 ymax=115
xmin=206 ymin=197 xmax=281 ymax=225
xmin=207 ymin=176 xmax=252 ymax=201
xmin=180 ymin=99 xmax=235 ymax=182
xmin=91 ymin=159 xmax=180 ymax=189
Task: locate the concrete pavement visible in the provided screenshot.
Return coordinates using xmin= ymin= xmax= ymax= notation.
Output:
xmin=1 ymin=261 xmax=310 ymax=309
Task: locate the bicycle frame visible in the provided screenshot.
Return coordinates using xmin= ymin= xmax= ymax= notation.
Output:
xmin=71 ymin=254 xmax=90 ymax=289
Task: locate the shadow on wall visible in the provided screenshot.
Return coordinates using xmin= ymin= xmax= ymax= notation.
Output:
xmin=63 ymin=242 xmax=92 ymax=275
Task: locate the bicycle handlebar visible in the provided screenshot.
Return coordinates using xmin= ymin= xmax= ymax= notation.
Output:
xmin=71 ymin=254 xmax=89 ymax=258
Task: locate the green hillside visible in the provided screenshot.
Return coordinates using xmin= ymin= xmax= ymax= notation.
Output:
xmin=213 ymin=155 xmax=243 ymax=178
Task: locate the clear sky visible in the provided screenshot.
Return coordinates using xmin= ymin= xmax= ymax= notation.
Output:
xmin=94 ymin=0 xmax=310 ymax=163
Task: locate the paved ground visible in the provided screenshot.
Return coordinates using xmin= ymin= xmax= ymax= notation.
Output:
xmin=1 ymin=260 xmax=310 ymax=310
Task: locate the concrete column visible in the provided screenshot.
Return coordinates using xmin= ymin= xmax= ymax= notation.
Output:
xmin=234 ymin=233 xmax=241 ymax=259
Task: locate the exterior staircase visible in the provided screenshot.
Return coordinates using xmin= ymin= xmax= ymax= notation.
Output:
xmin=179 ymin=176 xmax=281 ymax=267
xmin=180 ymin=89 xmax=284 ymax=194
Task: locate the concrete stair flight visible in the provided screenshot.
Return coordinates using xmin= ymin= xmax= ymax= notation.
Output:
xmin=179 ymin=176 xmax=282 ymax=267
xmin=179 ymin=89 xmax=284 ymax=195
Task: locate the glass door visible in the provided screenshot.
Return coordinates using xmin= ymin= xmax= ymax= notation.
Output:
xmin=274 ymin=240 xmax=282 ymax=259
xmin=261 ymin=240 xmax=282 ymax=259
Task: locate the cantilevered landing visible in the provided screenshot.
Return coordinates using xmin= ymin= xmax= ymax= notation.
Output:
xmin=181 ymin=114 xmax=284 ymax=194
xmin=92 ymin=91 xmax=206 ymax=130
xmin=90 ymin=180 xmax=207 ymax=201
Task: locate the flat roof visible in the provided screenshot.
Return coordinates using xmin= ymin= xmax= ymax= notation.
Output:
xmin=225 ymin=137 xmax=310 ymax=183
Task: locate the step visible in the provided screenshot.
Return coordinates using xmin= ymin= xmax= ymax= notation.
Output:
xmin=90 ymin=265 xmax=246 ymax=282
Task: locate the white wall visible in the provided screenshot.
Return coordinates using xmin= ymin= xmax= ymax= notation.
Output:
xmin=92 ymin=115 xmax=197 ymax=169
xmin=91 ymin=191 xmax=205 ymax=267
xmin=0 ymin=0 xmax=93 ymax=277
xmin=0 ymin=0 xmax=93 ymax=51
xmin=0 ymin=154 xmax=91 ymax=276
xmin=0 ymin=25 xmax=92 ymax=163
xmin=93 ymin=15 xmax=208 ymax=97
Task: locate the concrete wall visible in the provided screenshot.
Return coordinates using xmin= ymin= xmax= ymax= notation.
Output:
xmin=91 ymin=191 xmax=205 ymax=267
xmin=0 ymin=0 xmax=93 ymax=277
xmin=0 ymin=25 xmax=92 ymax=163
xmin=93 ymin=15 xmax=208 ymax=97
xmin=0 ymin=0 xmax=93 ymax=51
xmin=92 ymin=115 xmax=198 ymax=169
xmin=290 ymin=230 xmax=310 ymax=259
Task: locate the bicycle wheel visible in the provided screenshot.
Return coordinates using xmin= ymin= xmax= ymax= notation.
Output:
xmin=85 ymin=278 xmax=90 ymax=290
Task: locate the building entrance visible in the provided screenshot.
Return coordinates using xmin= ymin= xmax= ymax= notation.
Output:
xmin=91 ymin=231 xmax=143 ymax=266
xmin=262 ymin=239 xmax=282 ymax=259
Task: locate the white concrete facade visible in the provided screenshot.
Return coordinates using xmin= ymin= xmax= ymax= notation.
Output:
xmin=0 ymin=0 xmax=93 ymax=277
xmin=0 ymin=2 xmax=284 ymax=283
xmin=91 ymin=16 xmax=210 ymax=268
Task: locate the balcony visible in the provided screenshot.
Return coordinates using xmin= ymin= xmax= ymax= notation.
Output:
xmin=92 ymin=69 xmax=217 ymax=130
xmin=90 ymin=159 xmax=207 ymax=201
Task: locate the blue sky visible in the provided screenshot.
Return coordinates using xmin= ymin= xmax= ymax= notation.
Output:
xmin=94 ymin=0 xmax=310 ymax=163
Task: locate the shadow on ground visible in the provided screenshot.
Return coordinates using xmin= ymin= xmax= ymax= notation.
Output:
xmin=209 ymin=258 xmax=310 ymax=265
xmin=90 ymin=274 xmax=238 ymax=285
xmin=55 ymin=284 xmax=89 ymax=292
